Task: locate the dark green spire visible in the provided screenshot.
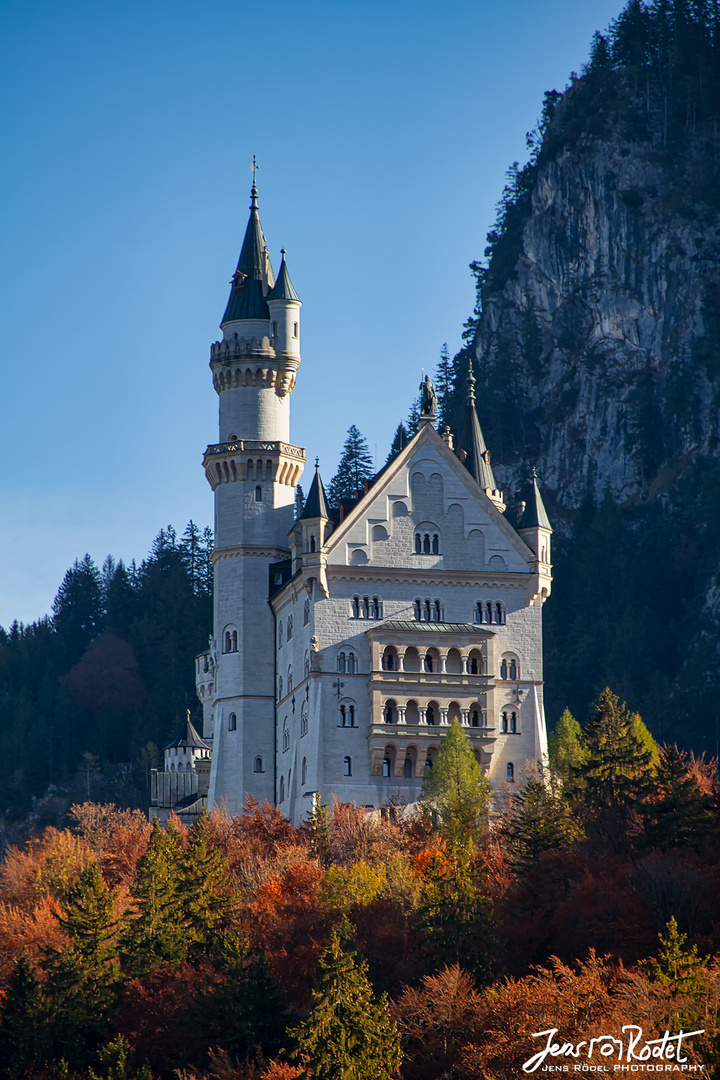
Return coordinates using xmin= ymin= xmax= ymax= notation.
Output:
xmin=268 ymin=249 xmax=300 ymax=302
xmin=221 ymin=182 xmax=275 ymax=325
xmin=299 ymin=460 xmax=329 ymax=520
xmin=519 ymin=468 xmax=552 ymax=531
xmin=455 ymin=362 xmax=497 ymax=491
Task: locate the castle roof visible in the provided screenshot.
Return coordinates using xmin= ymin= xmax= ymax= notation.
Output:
xmin=454 ymin=363 xmax=497 ymax=491
xmin=268 ymin=250 xmax=300 ymax=302
xmin=519 ymin=470 xmax=553 ymax=531
xmin=221 ymin=183 xmax=275 ymax=325
xmin=299 ymin=461 xmax=329 ymax=520
xmin=164 ymin=714 xmax=211 ymax=752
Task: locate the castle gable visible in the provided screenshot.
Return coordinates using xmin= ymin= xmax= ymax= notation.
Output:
xmin=324 ymin=426 xmax=533 ymax=574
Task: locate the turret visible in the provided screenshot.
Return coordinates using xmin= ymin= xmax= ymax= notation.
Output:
xmin=268 ymin=249 xmax=302 ymax=366
xmin=455 ymin=362 xmax=505 ymax=512
xmin=291 ymin=460 xmax=330 ymax=594
xmin=518 ymin=468 xmax=552 ymax=605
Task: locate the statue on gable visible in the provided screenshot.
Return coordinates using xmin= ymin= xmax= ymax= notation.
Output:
xmin=420 ymin=374 xmax=437 ymax=418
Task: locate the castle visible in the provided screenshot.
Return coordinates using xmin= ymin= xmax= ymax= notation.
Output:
xmin=192 ymin=181 xmax=553 ymax=824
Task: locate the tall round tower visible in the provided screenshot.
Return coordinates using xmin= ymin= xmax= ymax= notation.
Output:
xmin=204 ymin=181 xmax=305 ymax=811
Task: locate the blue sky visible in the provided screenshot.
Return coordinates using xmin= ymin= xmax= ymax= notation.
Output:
xmin=0 ymin=0 xmax=625 ymax=625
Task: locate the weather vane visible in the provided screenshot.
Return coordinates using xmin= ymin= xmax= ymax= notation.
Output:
xmin=250 ymin=155 xmax=259 ymax=184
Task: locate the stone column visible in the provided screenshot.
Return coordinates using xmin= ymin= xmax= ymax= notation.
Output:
xmin=461 ymin=709 xmax=470 ymax=726
xmin=397 ymin=705 xmax=407 ymax=725
xmin=461 ymin=655 xmax=469 ymax=674
xmin=440 ymin=708 xmax=449 ymax=726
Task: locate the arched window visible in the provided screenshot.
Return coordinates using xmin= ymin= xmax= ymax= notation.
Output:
xmin=278 ymin=622 xmax=283 ymax=647
xmin=426 ymin=704 xmax=436 ymax=726
xmin=287 ymin=666 xmax=293 ymax=692
xmin=348 ymin=652 xmax=356 ymax=674
xmin=301 ymin=757 xmax=307 ymax=785
xmin=424 ymin=755 xmax=433 ymax=776
xmin=383 ymin=701 xmax=396 ymax=724
xmin=349 ymin=705 xmax=356 ymax=727
xmin=424 ymin=651 xmax=434 ymax=673
xmin=343 ymin=756 xmax=352 ymax=777
xmin=500 ymin=659 xmax=508 ymax=680
xmin=403 ymin=756 xmax=413 ymax=778
xmin=279 ymin=776 xmax=285 ymax=801
xmin=228 ymin=713 xmax=237 ymax=731
xmin=371 ymin=597 xmax=381 ymax=619
xmin=423 ymin=533 xmax=431 ymax=554
xmin=382 ymin=757 xmax=391 ymax=777
xmin=255 ymin=485 xmax=262 ymax=501
xmin=282 ymin=724 xmax=290 ymax=751
xmin=432 ymin=534 xmax=439 ymax=554
xmin=471 ymin=709 xmax=480 ymax=727
xmin=301 ymin=706 xmax=308 ymax=736
xmin=415 ymin=533 xmax=422 ymax=554
xmin=287 ymin=615 xmax=293 ymax=640
xmin=304 ymin=651 xmax=310 ymax=679
xmin=339 ymin=705 xmax=346 ymax=727
xmin=424 ymin=599 xmax=432 ymax=622
xmin=507 ymin=762 xmax=515 ymax=783
xmin=501 ymin=712 xmax=508 ymax=733
xmin=363 ymin=597 xmax=370 ymax=619
xmin=486 ymin=601 xmax=493 ymax=624
xmin=310 ymin=535 xmax=316 ymax=552
xmin=224 ymin=631 xmax=231 ymax=652
xmin=232 ymin=630 xmax=237 ymax=651
xmin=293 ymin=322 xmax=298 ymax=338
xmin=338 ymin=653 xmax=347 ymax=674
xmin=434 ymin=601 xmax=443 ymax=621
xmin=510 ymin=712 xmax=517 ymax=733
xmin=414 ymin=599 xmax=421 ymax=620
xmin=470 ymin=656 xmax=479 ymax=675
xmin=509 ymin=659 xmax=517 ymax=680
xmin=496 ymin=602 xmax=506 ymax=625
xmin=278 ymin=676 xmax=283 ymax=700
xmin=352 ymin=596 xmax=360 ymax=618
xmin=475 ymin=602 xmax=484 ymax=624
xmin=254 ymin=756 xmax=263 ymax=773
xmin=303 ymin=598 xmax=310 ymax=625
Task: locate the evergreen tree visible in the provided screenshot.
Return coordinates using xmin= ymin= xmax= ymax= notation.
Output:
xmin=434 ymin=343 xmax=454 ymax=430
xmin=640 ymin=916 xmax=709 ymax=996
xmin=291 ymin=928 xmax=402 ymax=1080
xmin=421 ymin=720 xmax=492 ymax=850
xmin=0 ymin=953 xmax=52 ymax=1079
xmin=327 ymin=426 xmax=375 ymax=506
xmin=52 ymin=553 xmax=105 ymax=663
xmin=500 ymin=776 xmax=584 ymax=876
xmin=571 ymin=688 xmax=656 ymax=828
xmin=406 ymin=394 xmax=422 ymax=437
xmin=178 ymin=811 xmax=235 ymax=951
xmin=121 ymin=818 xmax=187 ymax=974
xmin=548 ymin=708 xmax=587 ymax=781
xmin=641 ymin=744 xmax=715 ymax=851
xmin=385 ymin=423 xmax=409 ymax=467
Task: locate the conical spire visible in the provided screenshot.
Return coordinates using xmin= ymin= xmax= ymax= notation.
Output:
xmin=299 ymin=459 xmax=329 ymax=520
xmin=164 ymin=710 xmax=211 ymax=751
xmin=221 ymin=181 xmax=276 ymax=325
xmin=268 ymin=249 xmax=300 ymax=302
xmin=519 ymin=468 xmax=552 ymax=531
xmin=455 ymin=361 xmax=497 ymax=492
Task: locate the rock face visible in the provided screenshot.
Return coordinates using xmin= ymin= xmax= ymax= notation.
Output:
xmin=468 ymin=51 xmax=720 ymax=748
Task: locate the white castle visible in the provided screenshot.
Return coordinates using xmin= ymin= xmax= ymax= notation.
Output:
xmin=193 ymin=182 xmax=553 ymax=824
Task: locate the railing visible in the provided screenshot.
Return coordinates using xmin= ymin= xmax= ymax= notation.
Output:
xmin=205 ymin=440 xmax=305 ymax=459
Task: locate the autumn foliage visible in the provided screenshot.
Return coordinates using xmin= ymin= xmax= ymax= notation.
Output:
xmin=0 ymin=697 xmax=719 ymax=1079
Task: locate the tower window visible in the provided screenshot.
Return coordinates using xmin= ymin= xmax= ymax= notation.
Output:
xmin=254 ymin=756 xmax=263 ymax=773
xmin=501 ymin=659 xmax=508 ymax=680
xmin=279 ymin=776 xmax=285 ymax=801
xmin=501 ymin=712 xmax=508 ymax=733
xmin=403 ymin=756 xmax=413 ymax=778
xmin=507 ymin=762 xmax=515 ymax=783
xmin=310 ymin=535 xmax=316 ymax=552
xmin=255 ymin=486 xmax=262 ymax=501
xmin=301 ymin=757 xmax=307 ymax=784
xmin=272 ymin=321 xmax=277 ymax=338
xmin=228 ymin=713 xmax=237 ymax=731
xmin=303 ymin=598 xmax=310 ymax=625
xmin=293 ymin=322 xmax=298 ymax=338
xmin=287 ymin=616 xmax=293 ymax=640
xmin=382 ymin=757 xmax=391 ymax=778
xmin=283 ymin=724 xmax=290 ymax=752
xmin=343 ymin=756 xmax=352 ymax=777
xmin=415 ymin=533 xmax=422 ymax=554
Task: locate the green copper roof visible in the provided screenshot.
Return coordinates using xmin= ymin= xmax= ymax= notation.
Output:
xmin=455 ymin=363 xmax=497 ymax=491
xmin=268 ymin=250 xmax=300 ymax=302
xmin=299 ymin=461 xmax=329 ymax=520
xmin=221 ymin=183 xmax=275 ymax=325
xmin=519 ymin=470 xmax=553 ymax=531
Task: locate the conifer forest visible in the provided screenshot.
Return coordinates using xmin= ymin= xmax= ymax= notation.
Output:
xmin=3 ymin=1 xmax=720 ymax=1076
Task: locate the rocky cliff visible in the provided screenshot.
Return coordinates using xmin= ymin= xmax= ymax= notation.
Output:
xmin=464 ymin=3 xmax=720 ymax=749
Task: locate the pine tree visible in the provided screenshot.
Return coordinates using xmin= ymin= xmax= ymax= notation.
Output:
xmin=52 ymin=553 xmax=105 ymax=662
xmin=571 ymin=688 xmax=656 ymax=825
xmin=641 ymin=744 xmax=715 ymax=851
xmin=327 ymin=426 xmax=375 ymax=506
xmin=121 ymin=818 xmax=187 ymax=974
xmin=548 ymin=708 xmax=587 ymax=781
xmin=434 ymin=343 xmax=454 ymax=430
xmin=385 ymin=423 xmax=409 ymax=466
xmin=406 ymin=395 xmax=422 ymax=437
xmin=500 ymin=776 xmax=584 ymax=876
xmin=421 ymin=720 xmax=492 ymax=850
xmin=640 ymin=917 xmax=709 ymax=997
xmin=0 ymin=953 xmax=52 ymax=1079
xmin=178 ymin=811 xmax=235 ymax=951
xmin=291 ymin=928 xmax=402 ymax=1080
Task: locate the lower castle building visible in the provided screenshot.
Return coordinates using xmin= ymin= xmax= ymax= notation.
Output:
xmin=192 ymin=182 xmax=552 ymax=824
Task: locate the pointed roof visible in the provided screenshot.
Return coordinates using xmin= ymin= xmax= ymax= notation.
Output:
xmin=299 ymin=460 xmax=329 ymax=520
xmin=455 ymin=362 xmax=497 ymax=491
xmin=519 ymin=469 xmax=553 ymax=531
xmin=268 ymin=249 xmax=300 ymax=302
xmin=164 ymin=713 xmax=211 ymax=752
xmin=221 ymin=182 xmax=275 ymax=325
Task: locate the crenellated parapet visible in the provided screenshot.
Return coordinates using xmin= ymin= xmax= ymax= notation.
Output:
xmin=203 ymin=439 xmax=305 ymax=490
